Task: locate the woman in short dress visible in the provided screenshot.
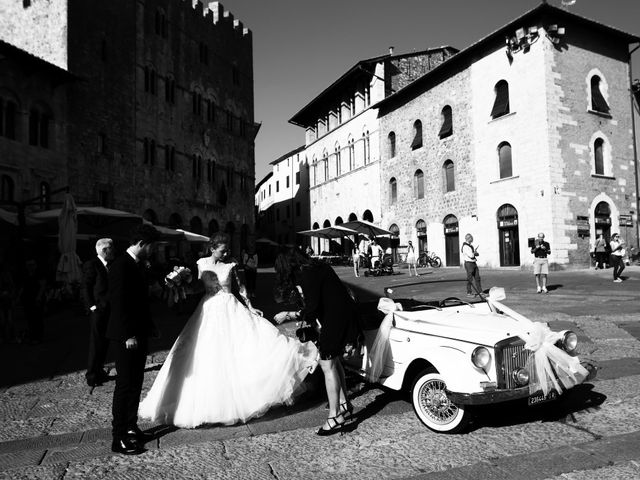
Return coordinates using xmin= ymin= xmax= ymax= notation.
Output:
xmin=406 ymin=240 xmax=418 ymax=276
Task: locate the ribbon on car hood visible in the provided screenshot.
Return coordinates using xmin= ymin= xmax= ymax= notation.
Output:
xmin=487 ymin=298 xmax=588 ymax=396
xmin=366 ymin=298 xmax=403 ymax=383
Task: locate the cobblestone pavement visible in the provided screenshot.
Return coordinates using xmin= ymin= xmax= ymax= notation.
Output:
xmin=0 ymin=266 xmax=639 ymax=479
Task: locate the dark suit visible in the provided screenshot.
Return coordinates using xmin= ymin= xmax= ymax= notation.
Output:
xmin=107 ymin=252 xmax=153 ymax=440
xmin=81 ymin=257 xmax=110 ymax=383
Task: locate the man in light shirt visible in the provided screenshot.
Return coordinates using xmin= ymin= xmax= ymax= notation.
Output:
xmin=461 ymin=234 xmax=482 ymax=297
xmin=609 ymin=233 xmax=626 ymax=283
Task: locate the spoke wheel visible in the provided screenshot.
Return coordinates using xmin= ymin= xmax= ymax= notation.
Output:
xmin=411 ymin=371 xmax=469 ymax=433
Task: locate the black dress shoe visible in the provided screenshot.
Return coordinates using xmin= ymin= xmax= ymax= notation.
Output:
xmin=127 ymin=427 xmax=154 ymax=443
xmin=111 ymin=438 xmax=145 ymax=455
xmin=86 ymin=378 xmax=103 ymax=387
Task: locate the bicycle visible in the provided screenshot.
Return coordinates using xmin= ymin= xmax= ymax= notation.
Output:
xmin=418 ymin=251 xmax=442 ymax=268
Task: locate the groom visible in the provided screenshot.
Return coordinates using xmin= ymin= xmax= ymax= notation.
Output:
xmin=107 ymin=224 xmax=160 ymax=455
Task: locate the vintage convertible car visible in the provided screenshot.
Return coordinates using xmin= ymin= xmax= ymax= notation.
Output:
xmin=344 ymin=286 xmax=596 ymax=433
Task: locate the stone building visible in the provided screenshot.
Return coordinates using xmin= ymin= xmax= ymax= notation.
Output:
xmin=254 ymin=145 xmax=309 ymax=247
xmin=0 ymin=0 xmax=257 ymax=254
xmin=0 ymin=40 xmax=73 ymax=213
xmin=289 ymin=47 xmax=457 ymax=254
xmin=377 ymin=3 xmax=639 ymax=268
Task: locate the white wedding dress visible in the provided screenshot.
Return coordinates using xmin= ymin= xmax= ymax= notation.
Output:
xmin=139 ymin=259 xmax=318 ymax=428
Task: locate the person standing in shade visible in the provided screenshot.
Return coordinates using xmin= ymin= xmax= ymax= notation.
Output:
xmin=352 ymin=247 xmax=360 ymax=277
xmin=609 ymin=233 xmax=626 ymax=283
xmin=461 ymin=234 xmax=482 ymax=297
xmin=82 ymin=238 xmax=114 ymax=387
xmin=531 ymin=232 xmax=551 ymax=293
xmin=242 ymin=249 xmax=258 ymax=298
xmin=593 ymin=234 xmax=608 ymax=270
xmin=107 ymin=224 xmax=160 ymax=455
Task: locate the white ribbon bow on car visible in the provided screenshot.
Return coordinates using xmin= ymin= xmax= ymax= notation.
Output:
xmin=366 ymin=297 xmax=403 ymax=383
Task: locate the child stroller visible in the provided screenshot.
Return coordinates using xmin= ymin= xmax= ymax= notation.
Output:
xmin=364 ymin=254 xmax=394 ymax=276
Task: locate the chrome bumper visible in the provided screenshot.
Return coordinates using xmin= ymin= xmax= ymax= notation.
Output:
xmin=446 ymin=387 xmax=530 ymax=405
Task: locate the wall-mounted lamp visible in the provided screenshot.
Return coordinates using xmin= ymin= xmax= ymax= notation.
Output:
xmin=546 ymin=24 xmax=566 ymax=45
xmin=505 ymin=25 xmax=540 ymax=58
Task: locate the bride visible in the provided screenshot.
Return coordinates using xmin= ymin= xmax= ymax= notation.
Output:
xmin=139 ymin=233 xmax=318 ymax=428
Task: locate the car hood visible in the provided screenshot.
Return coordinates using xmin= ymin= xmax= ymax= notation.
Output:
xmin=392 ymin=308 xmax=533 ymax=347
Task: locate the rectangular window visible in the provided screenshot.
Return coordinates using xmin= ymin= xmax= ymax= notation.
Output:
xmin=276 ymin=181 xmax=279 ymax=192
xmin=295 ymin=171 xmax=300 ymax=185
xmin=286 ymin=176 xmax=290 ymax=188
xmin=268 ymin=185 xmax=271 ymax=196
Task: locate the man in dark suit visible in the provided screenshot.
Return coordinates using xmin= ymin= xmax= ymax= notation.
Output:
xmin=82 ymin=238 xmax=114 ymax=387
xmin=107 ymin=224 xmax=160 ymax=455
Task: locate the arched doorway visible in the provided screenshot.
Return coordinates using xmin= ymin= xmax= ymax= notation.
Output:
xmin=594 ymin=201 xmax=611 ymax=241
xmin=322 ymin=219 xmax=331 ymax=253
xmin=363 ymin=210 xmax=373 ymax=222
xmin=208 ymin=219 xmax=219 ymax=236
xmin=335 ymin=216 xmax=347 ymax=255
xmin=190 ymin=216 xmax=203 ymax=234
xmin=312 ymin=222 xmax=320 ymax=254
xmin=443 ymin=215 xmax=460 ymax=266
xmin=497 ymin=204 xmax=520 ymax=266
xmin=143 ymin=209 xmax=158 ymax=225
xmin=168 ymin=213 xmax=183 ymax=228
xmin=389 ymin=223 xmax=400 ymax=263
xmin=416 ymin=219 xmax=427 ymax=253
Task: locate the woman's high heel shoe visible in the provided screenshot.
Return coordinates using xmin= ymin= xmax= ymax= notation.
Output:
xmin=316 ymin=414 xmax=346 ymax=436
xmin=339 ymin=401 xmax=354 ymax=420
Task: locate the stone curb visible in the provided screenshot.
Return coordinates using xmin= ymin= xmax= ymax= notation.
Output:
xmin=398 ymin=430 xmax=640 ymax=480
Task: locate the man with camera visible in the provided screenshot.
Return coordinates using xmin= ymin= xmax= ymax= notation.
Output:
xmin=531 ymin=233 xmax=551 ymax=293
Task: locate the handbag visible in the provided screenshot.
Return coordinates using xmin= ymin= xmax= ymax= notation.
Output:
xmin=295 ymin=321 xmax=319 ymax=343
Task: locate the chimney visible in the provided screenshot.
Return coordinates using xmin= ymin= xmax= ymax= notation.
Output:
xmin=388 ymin=46 xmax=394 ymax=55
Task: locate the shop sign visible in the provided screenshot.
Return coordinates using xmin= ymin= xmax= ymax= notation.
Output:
xmin=619 ymin=214 xmax=633 ymax=227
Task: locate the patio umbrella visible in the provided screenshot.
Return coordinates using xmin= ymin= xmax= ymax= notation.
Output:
xmin=297 ymin=225 xmax=358 ymax=239
xmin=340 ymin=220 xmax=393 ymax=238
xmin=176 ymin=228 xmax=210 ymax=243
xmin=55 ymin=194 xmax=83 ymax=284
xmin=255 ymin=237 xmax=279 ymax=246
xmin=30 ymin=206 xmax=142 ymax=239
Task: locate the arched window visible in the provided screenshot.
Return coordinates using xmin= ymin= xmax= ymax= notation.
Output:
xmin=491 ymin=80 xmax=510 ymax=119
xmin=443 ymin=160 xmax=455 ymax=192
xmin=39 ymin=182 xmax=50 ymax=210
xmin=190 ymin=216 xmax=203 ymax=234
xmin=0 ymin=94 xmax=18 ymax=140
xmin=414 ymin=169 xmax=424 ymax=199
xmin=389 ymin=224 xmax=399 ymax=237
xmin=348 ymin=137 xmax=355 ymax=170
xmin=388 ymin=131 xmax=396 ymax=158
xmin=363 ymin=210 xmax=374 ymax=222
xmin=323 ymin=150 xmax=329 ymax=180
xmin=335 ymin=216 xmax=343 ymax=225
xmin=168 ymin=213 xmax=183 ymax=228
xmin=594 ymin=138 xmax=604 ymax=175
xmin=498 ymin=142 xmax=513 ymax=178
xmin=439 ymin=105 xmax=453 ymax=139
xmin=389 ymin=177 xmax=397 ymax=204
xmin=323 ymin=219 xmax=331 ymax=228
xmin=411 ymin=120 xmax=422 ymax=150
xmin=143 ymin=209 xmax=158 ymax=224
xmin=348 ymin=212 xmax=357 ymax=221
xmin=335 ymin=143 xmax=341 ymax=177
xmin=590 ymin=75 xmax=609 ymax=114
xmin=363 ymin=129 xmax=370 ymax=164
xmin=0 ymin=175 xmax=15 ymax=202
xmin=312 ymin=222 xmax=320 ymax=230
xmin=208 ymin=219 xmax=219 ymax=235
xmin=28 ymin=103 xmax=52 ymax=148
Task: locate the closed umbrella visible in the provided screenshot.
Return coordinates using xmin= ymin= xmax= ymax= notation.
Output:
xmin=56 ymin=194 xmax=83 ymax=284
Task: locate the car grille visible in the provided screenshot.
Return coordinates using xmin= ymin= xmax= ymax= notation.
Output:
xmin=495 ymin=338 xmax=529 ymax=389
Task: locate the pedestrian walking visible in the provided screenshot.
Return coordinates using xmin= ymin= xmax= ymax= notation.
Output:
xmin=81 ymin=238 xmax=114 ymax=387
xmin=593 ymin=234 xmax=608 ymax=270
xmin=609 ymin=233 xmax=626 ymax=282
xmin=531 ymin=232 xmax=551 ymax=293
xmin=406 ymin=241 xmax=418 ymax=276
xmin=242 ymin=249 xmax=258 ymax=298
xmin=107 ymin=224 xmax=160 ymax=455
xmin=461 ymin=234 xmax=482 ymax=297
xmin=352 ymin=247 xmax=360 ymax=277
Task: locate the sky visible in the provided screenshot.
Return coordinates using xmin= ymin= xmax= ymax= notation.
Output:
xmin=221 ymin=0 xmax=640 ymax=181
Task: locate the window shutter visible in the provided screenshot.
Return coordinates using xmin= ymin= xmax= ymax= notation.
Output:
xmin=491 ymin=83 xmax=510 ymax=118
xmin=410 ymin=130 xmax=422 ymax=150
xmin=591 ymin=86 xmax=610 ymax=113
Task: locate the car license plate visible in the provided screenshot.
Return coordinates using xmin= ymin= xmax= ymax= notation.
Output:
xmin=528 ymin=389 xmax=558 ymax=406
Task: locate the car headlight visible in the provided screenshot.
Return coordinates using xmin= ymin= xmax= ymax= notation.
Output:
xmin=513 ymin=367 xmax=530 ymax=386
xmin=471 ymin=346 xmax=491 ymax=369
xmin=562 ymin=331 xmax=578 ymax=352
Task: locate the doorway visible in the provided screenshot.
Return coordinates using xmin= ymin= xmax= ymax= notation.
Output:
xmin=594 ymin=201 xmax=611 ymax=242
xmin=497 ymin=204 xmax=520 ymax=266
xmin=443 ymin=215 xmax=460 ymax=266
